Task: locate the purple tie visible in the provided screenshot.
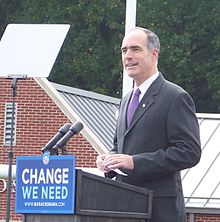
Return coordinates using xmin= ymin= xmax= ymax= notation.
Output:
xmin=127 ymin=88 xmax=141 ymax=126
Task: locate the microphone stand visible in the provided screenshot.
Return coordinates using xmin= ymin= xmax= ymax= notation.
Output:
xmin=5 ymin=75 xmax=26 ymax=222
xmin=49 ymin=148 xmax=59 ymax=156
xmin=60 ymin=145 xmax=68 ymax=155
xmin=48 ymin=145 xmax=68 ymax=156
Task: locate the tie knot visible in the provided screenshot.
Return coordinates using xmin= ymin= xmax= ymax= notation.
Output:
xmin=134 ymin=88 xmax=141 ymax=96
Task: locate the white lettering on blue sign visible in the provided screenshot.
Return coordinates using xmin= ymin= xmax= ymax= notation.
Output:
xmin=22 ymin=185 xmax=69 ymax=200
xmin=21 ymin=168 xmax=70 ymax=200
xmin=21 ymin=168 xmax=69 ymax=184
xmin=22 ymin=186 xmax=39 ymax=199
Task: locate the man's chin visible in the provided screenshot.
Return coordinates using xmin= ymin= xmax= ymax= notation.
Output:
xmin=127 ymin=72 xmax=137 ymax=79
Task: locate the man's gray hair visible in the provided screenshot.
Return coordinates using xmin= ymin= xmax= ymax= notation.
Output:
xmin=129 ymin=27 xmax=160 ymax=51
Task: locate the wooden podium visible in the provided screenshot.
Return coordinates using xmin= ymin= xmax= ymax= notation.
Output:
xmin=23 ymin=169 xmax=153 ymax=222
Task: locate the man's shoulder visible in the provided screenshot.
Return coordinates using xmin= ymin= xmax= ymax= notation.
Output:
xmin=161 ymin=75 xmax=187 ymax=95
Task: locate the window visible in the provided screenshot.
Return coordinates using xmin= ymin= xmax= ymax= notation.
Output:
xmin=4 ymin=103 xmax=17 ymax=146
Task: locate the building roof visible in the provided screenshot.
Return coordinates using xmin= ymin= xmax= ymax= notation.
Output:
xmin=36 ymin=78 xmax=220 ymax=213
xmin=182 ymin=113 xmax=220 ymax=213
xmin=52 ymin=82 xmax=120 ymax=150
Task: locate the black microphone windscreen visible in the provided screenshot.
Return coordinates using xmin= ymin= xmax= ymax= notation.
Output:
xmin=41 ymin=123 xmax=71 ymax=152
xmin=59 ymin=123 xmax=72 ymax=134
xmin=70 ymin=121 xmax=84 ymax=133
xmin=52 ymin=121 xmax=84 ymax=149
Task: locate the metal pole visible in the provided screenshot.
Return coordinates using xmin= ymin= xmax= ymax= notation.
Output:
xmin=5 ymin=77 xmax=18 ymax=222
xmin=5 ymin=75 xmax=26 ymax=222
xmin=122 ymin=0 xmax=137 ymax=97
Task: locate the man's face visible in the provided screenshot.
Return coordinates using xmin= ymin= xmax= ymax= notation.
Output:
xmin=121 ymin=30 xmax=158 ymax=85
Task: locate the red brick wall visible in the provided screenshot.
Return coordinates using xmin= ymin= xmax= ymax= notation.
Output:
xmin=0 ymin=78 xmax=98 ymax=221
xmin=195 ymin=214 xmax=220 ymax=221
xmin=186 ymin=213 xmax=220 ymax=222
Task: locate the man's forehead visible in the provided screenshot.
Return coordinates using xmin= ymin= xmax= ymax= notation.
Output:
xmin=121 ymin=31 xmax=147 ymax=48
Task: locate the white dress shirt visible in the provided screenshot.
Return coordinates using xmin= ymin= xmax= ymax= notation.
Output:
xmin=133 ymin=71 xmax=159 ymax=102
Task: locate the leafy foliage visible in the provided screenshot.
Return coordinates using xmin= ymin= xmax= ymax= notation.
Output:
xmin=1 ymin=0 xmax=125 ymax=97
xmin=137 ymin=0 xmax=220 ymax=112
xmin=1 ymin=0 xmax=220 ymax=112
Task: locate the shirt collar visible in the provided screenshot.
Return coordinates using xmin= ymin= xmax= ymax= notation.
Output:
xmin=133 ymin=71 xmax=159 ymax=101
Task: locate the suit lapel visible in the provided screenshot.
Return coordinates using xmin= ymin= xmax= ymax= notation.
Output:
xmin=126 ymin=74 xmax=165 ymax=133
xmin=120 ymin=91 xmax=133 ymax=134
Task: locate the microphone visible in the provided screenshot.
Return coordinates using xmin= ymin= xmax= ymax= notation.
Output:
xmin=41 ymin=123 xmax=71 ymax=153
xmin=52 ymin=121 xmax=84 ymax=150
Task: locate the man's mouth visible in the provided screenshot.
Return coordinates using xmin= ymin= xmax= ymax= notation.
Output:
xmin=126 ymin=63 xmax=138 ymax=68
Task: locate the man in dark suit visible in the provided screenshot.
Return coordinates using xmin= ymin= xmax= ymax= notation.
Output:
xmin=96 ymin=27 xmax=201 ymax=222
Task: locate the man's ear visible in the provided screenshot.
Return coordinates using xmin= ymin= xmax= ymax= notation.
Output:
xmin=152 ymin=48 xmax=160 ymax=58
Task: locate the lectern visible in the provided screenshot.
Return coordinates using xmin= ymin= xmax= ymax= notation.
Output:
xmin=23 ymin=169 xmax=153 ymax=222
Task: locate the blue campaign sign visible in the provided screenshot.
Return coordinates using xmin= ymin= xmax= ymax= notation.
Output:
xmin=15 ymin=154 xmax=76 ymax=214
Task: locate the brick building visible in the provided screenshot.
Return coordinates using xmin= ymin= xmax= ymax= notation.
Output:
xmin=0 ymin=77 xmax=220 ymax=222
xmin=0 ymin=77 xmax=102 ymax=221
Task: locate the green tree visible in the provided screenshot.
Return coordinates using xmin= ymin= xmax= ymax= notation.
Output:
xmin=2 ymin=0 xmax=125 ymax=97
xmin=137 ymin=0 xmax=220 ymax=112
xmin=1 ymin=0 xmax=220 ymax=112
xmin=0 ymin=0 xmax=9 ymax=34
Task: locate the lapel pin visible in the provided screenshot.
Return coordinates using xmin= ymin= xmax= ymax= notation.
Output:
xmin=142 ymin=104 xmax=146 ymax=108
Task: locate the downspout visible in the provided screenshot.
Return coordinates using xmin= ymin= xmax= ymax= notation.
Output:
xmin=189 ymin=213 xmax=195 ymax=222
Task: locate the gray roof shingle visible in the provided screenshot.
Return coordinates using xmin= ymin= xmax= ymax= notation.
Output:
xmin=52 ymin=83 xmax=120 ymax=150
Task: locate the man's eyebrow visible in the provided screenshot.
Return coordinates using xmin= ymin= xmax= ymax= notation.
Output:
xmin=121 ymin=45 xmax=141 ymax=51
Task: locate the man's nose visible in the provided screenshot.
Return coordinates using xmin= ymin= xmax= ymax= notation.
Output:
xmin=124 ymin=49 xmax=132 ymax=58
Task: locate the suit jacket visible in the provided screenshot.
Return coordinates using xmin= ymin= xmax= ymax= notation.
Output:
xmin=109 ymin=73 xmax=201 ymax=222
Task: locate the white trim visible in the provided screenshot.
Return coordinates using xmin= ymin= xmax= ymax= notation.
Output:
xmin=34 ymin=77 xmax=109 ymax=154
xmin=0 ymin=164 xmax=16 ymax=178
xmin=197 ymin=113 xmax=220 ymax=119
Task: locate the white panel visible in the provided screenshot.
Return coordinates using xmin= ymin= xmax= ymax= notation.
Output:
xmin=192 ymin=153 xmax=220 ymax=198
xmin=0 ymin=24 xmax=70 ymax=77
xmin=199 ymin=119 xmax=220 ymax=149
xmin=182 ymin=120 xmax=220 ymax=197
